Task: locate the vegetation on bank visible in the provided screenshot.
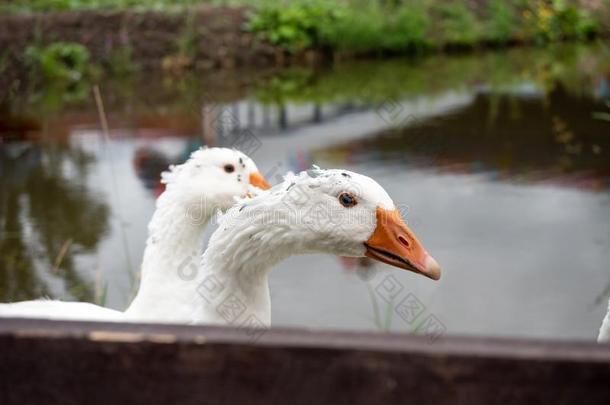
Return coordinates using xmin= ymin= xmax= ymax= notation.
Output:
xmin=0 ymin=0 xmax=209 ymax=13
xmin=247 ymin=0 xmax=608 ymax=54
xmin=1 ymin=0 xmax=609 ymax=100
xmin=24 ymin=42 xmax=92 ymax=82
xmin=2 ymin=1 xmax=609 ymax=54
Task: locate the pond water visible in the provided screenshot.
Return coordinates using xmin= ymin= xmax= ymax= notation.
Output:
xmin=1 ymin=42 xmax=609 ymax=340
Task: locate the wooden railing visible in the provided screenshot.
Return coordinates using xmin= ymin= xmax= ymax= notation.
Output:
xmin=1 ymin=318 xmax=609 ymax=404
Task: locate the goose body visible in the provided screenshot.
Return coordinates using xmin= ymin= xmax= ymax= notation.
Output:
xmin=0 ymin=166 xmax=440 ymax=326
xmin=187 ymin=168 xmax=441 ymax=326
xmin=0 ymin=148 xmax=269 ymax=322
xmin=599 ymin=298 xmax=610 ymax=342
xmin=0 ymin=300 xmax=122 ymax=321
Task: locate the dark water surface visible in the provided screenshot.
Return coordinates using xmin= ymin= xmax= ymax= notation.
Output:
xmin=1 ymin=42 xmax=609 ymax=340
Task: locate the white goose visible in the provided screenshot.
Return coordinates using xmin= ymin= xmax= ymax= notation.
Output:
xmin=0 ymin=147 xmax=270 ymax=321
xmin=187 ymin=168 xmax=441 ymax=326
xmin=599 ymin=298 xmax=610 ymax=342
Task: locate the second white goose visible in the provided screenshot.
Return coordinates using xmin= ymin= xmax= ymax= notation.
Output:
xmin=0 ymin=148 xmax=270 ymax=321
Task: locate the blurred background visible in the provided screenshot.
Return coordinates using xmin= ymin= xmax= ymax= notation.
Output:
xmin=0 ymin=0 xmax=609 ymax=340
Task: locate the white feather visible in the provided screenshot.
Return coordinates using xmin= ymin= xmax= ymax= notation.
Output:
xmin=599 ymin=298 xmax=610 ymax=342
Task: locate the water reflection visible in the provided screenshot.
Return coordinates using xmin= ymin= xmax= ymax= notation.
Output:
xmin=317 ymin=84 xmax=610 ymax=192
xmin=0 ymin=140 xmax=109 ymax=302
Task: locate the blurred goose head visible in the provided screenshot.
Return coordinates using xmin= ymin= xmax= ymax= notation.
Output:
xmin=125 ymin=147 xmax=270 ymax=322
xmin=161 ymin=147 xmax=270 ymax=215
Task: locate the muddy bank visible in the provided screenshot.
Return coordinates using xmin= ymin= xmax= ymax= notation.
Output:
xmin=0 ymin=6 xmax=283 ymax=67
xmin=0 ymin=6 xmax=299 ymax=94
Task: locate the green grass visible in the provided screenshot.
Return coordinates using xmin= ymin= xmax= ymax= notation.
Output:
xmin=431 ymin=1 xmax=480 ymax=48
xmin=316 ymin=1 xmax=430 ymax=54
xmin=366 ymin=282 xmax=395 ymax=332
xmin=247 ymin=0 xmax=606 ymax=54
xmin=487 ymin=0 xmax=516 ymax=44
xmin=248 ymin=0 xmax=434 ymax=54
xmin=0 ymin=0 xmax=212 ymax=14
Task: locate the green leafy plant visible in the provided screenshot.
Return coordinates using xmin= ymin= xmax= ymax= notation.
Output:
xmin=385 ymin=4 xmax=430 ymax=52
xmin=162 ymin=12 xmax=207 ymax=71
xmin=106 ymin=45 xmax=139 ymax=76
xmin=551 ymin=2 xmax=599 ymax=40
xmin=320 ymin=2 xmax=430 ymax=54
xmin=520 ymin=0 xmax=600 ymax=43
xmin=487 ymin=0 xmax=516 ymax=44
xmin=434 ymin=2 xmax=480 ymax=48
xmin=247 ymin=0 xmax=341 ymax=53
xmin=319 ymin=4 xmax=385 ymax=53
xmin=19 ymin=42 xmax=93 ymax=112
xmin=176 ymin=13 xmax=204 ymax=60
xmin=25 ymin=42 xmax=91 ymax=82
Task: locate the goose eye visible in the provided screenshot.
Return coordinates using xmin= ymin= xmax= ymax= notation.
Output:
xmin=338 ymin=192 xmax=357 ymax=208
xmin=224 ymin=164 xmax=235 ymax=173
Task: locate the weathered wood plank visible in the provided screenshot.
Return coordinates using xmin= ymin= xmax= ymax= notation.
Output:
xmin=0 ymin=318 xmax=609 ymax=405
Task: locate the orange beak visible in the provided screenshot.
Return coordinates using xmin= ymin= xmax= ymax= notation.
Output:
xmin=364 ymin=207 xmax=441 ymax=280
xmin=249 ymin=172 xmax=271 ymax=190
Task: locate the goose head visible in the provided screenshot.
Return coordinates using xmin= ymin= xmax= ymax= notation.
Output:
xmin=161 ymin=147 xmax=270 ymax=214
xmin=228 ymin=168 xmax=441 ymax=280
